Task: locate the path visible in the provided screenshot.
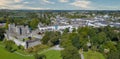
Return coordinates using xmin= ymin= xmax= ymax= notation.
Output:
xmin=80 ymin=53 xmax=84 ymax=59
xmin=79 ymin=49 xmax=84 ymax=59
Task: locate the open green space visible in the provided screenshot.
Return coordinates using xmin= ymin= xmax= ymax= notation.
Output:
xmin=43 ymin=50 xmax=62 ymax=59
xmin=84 ymin=50 xmax=105 ymax=59
xmin=0 ymin=41 xmax=62 ymax=59
xmin=0 ymin=46 xmax=62 ymax=59
xmin=0 ymin=46 xmax=34 ymax=59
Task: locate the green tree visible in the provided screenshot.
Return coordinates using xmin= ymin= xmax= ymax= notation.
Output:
xmin=60 ymin=33 xmax=73 ymax=48
xmin=116 ymin=42 xmax=120 ymax=52
xmin=61 ymin=46 xmax=81 ymax=59
xmin=107 ymin=51 xmax=120 ymax=59
xmin=70 ymin=33 xmax=81 ymax=49
xmin=63 ymin=28 xmax=69 ymax=34
xmin=91 ymin=32 xmax=108 ymax=47
xmin=41 ymin=31 xmax=60 ymax=46
xmin=41 ymin=31 xmax=51 ymax=44
xmin=30 ymin=18 xmax=39 ymax=30
xmin=103 ymin=41 xmax=117 ymax=52
xmin=4 ymin=19 xmax=9 ymax=29
xmin=34 ymin=53 xmax=46 ymax=59
xmin=5 ymin=40 xmax=17 ymax=52
xmin=0 ymin=27 xmax=5 ymax=41
xmin=72 ymin=28 xmax=76 ymax=32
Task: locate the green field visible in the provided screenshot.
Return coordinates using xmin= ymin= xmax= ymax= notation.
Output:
xmin=0 ymin=42 xmax=62 ymax=59
xmin=84 ymin=50 xmax=105 ymax=59
xmin=0 ymin=46 xmax=34 ymax=59
xmin=43 ymin=50 xmax=62 ymax=59
xmin=0 ymin=45 xmax=105 ymax=59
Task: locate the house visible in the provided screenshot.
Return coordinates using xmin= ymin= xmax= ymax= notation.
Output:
xmin=110 ymin=23 xmax=120 ymax=28
xmin=0 ymin=23 xmax=5 ymax=27
xmin=38 ymin=23 xmax=73 ymax=32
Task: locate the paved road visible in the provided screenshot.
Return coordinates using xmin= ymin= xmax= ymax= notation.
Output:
xmin=51 ymin=45 xmax=64 ymax=50
xmin=80 ymin=53 xmax=84 ymax=59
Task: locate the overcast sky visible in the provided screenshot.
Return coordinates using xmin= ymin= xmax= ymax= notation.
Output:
xmin=0 ymin=0 xmax=120 ymax=10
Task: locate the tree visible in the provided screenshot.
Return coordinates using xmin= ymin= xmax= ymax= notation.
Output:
xmin=60 ymin=33 xmax=73 ymax=48
xmin=70 ymin=33 xmax=81 ymax=49
xmin=72 ymin=28 xmax=76 ymax=32
xmin=102 ymin=41 xmax=117 ymax=52
xmin=4 ymin=40 xmax=17 ymax=52
xmin=50 ymin=31 xmax=61 ymax=45
xmin=41 ymin=31 xmax=60 ymax=46
xmin=117 ymin=42 xmax=120 ymax=59
xmin=79 ymin=36 xmax=88 ymax=49
xmin=88 ymin=27 xmax=97 ymax=37
xmin=91 ymin=32 xmax=108 ymax=47
xmin=34 ymin=53 xmax=46 ymax=59
xmin=61 ymin=46 xmax=81 ymax=59
xmin=117 ymin=33 xmax=120 ymax=41
xmin=107 ymin=51 xmax=120 ymax=59
xmin=0 ymin=27 xmax=5 ymax=41
xmin=41 ymin=35 xmax=50 ymax=44
xmin=63 ymin=28 xmax=69 ymax=34
xmin=30 ymin=18 xmax=39 ymax=30
xmin=4 ymin=20 xmax=9 ymax=29
xmin=116 ymin=42 xmax=120 ymax=52
xmin=97 ymin=32 xmax=108 ymax=44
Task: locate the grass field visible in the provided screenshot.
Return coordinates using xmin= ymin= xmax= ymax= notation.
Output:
xmin=84 ymin=50 xmax=105 ymax=59
xmin=0 ymin=46 xmax=34 ymax=59
xmin=43 ymin=50 xmax=62 ymax=59
xmin=0 ymin=41 xmax=62 ymax=59
xmin=0 ymin=41 xmax=105 ymax=59
xmin=0 ymin=46 xmax=62 ymax=59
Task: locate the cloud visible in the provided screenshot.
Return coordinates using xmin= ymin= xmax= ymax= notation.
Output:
xmin=0 ymin=0 xmax=51 ymax=10
xmin=10 ymin=5 xmax=51 ymax=10
xmin=27 ymin=7 xmax=51 ymax=10
xmin=14 ymin=0 xmax=22 ymax=3
xmin=0 ymin=0 xmax=12 ymax=6
xmin=23 ymin=2 xmax=29 ymax=4
xmin=0 ymin=0 xmax=23 ymax=9
xmin=0 ymin=0 xmax=22 ymax=6
xmin=0 ymin=4 xmax=51 ymax=10
xmin=59 ymin=0 xmax=69 ymax=3
xmin=42 ymin=0 xmax=55 ymax=4
xmin=70 ymin=0 xmax=91 ymax=8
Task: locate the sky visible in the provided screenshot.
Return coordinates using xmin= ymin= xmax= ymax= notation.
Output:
xmin=0 ymin=0 xmax=120 ymax=10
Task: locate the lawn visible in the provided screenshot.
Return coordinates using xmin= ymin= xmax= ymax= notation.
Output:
xmin=0 ymin=41 xmax=62 ymax=59
xmin=84 ymin=50 xmax=105 ymax=59
xmin=43 ymin=50 xmax=62 ymax=59
xmin=0 ymin=45 xmax=34 ymax=59
xmin=0 ymin=47 xmax=62 ymax=59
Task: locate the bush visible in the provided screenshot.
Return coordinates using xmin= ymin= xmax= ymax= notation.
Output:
xmin=4 ymin=40 xmax=17 ymax=52
xmin=34 ymin=53 xmax=46 ymax=59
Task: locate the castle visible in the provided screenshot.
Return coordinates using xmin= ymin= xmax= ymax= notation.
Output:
xmin=5 ymin=24 xmax=41 ymax=49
